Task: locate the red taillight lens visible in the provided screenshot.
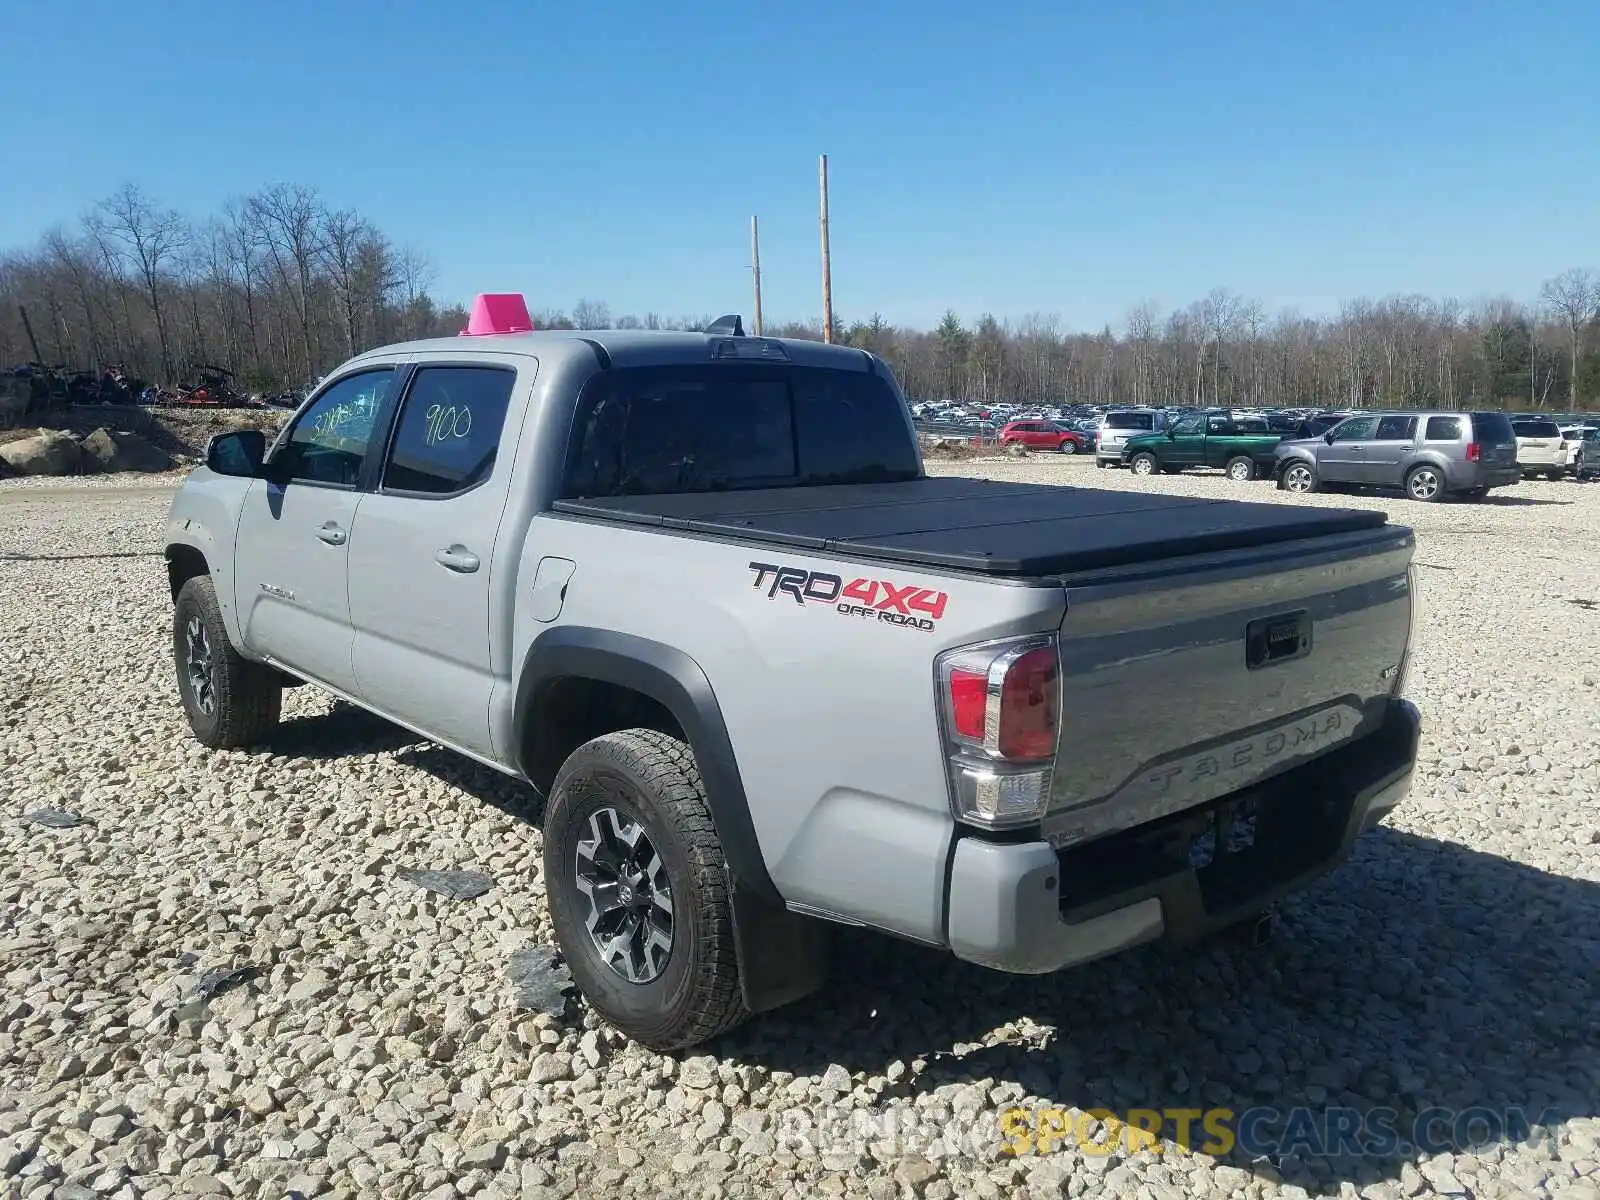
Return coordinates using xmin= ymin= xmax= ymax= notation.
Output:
xmin=1466 ymin=442 xmax=1481 ymax=462
xmin=948 ymin=668 xmax=988 ymax=740
xmin=997 ymin=647 xmax=1058 ymax=759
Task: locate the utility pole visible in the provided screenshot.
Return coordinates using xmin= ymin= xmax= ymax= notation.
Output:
xmin=819 ymin=154 xmax=834 ymax=344
xmin=750 ymin=216 xmax=764 ymax=336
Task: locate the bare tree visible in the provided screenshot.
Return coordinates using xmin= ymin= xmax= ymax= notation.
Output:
xmin=99 ymin=184 xmax=189 ymax=379
xmin=1540 ymin=268 xmax=1599 ymax=409
xmin=248 ymin=184 xmax=325 ymax=379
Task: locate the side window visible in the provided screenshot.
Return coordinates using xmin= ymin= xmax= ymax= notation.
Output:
xmin=275 ymin=369 xmax=393 ymax=487
xmin=1425 ymin=416 xmax=1462 ymax=441
xmin=1170 ymin=415 xmax=1204 ymax=435
xmin=1206 ymin=416 xmax=1234 ymax=435
xmin=382 ymin=365 xmax=517 ymax=496
xmin=1374 ymin=415 xmax=1416 ymax=441
xmin=1330 ymin=416 xmax=1378 ymax=442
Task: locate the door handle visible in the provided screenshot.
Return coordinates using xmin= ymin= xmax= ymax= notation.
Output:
xmin=316 ymin=522 xmax=347 ymax=546
xmin=435 ymin=545 xmax=480 ymax=573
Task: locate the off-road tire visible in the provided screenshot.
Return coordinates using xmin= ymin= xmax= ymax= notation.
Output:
xmin=1224 ymin=456 xmax=1256 ymax=482
xmin=544 ymin=729 xmax=748 ymax=1050
xmin=173 ymin=576 xmax=281 ymax=749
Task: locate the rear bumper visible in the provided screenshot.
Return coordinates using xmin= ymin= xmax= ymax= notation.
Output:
xmin=944 ymin=698 xmax=1421 ymax=974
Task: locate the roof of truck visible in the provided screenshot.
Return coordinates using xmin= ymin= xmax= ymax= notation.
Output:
xmin=345 ymin=328 xmax=876 ymax=371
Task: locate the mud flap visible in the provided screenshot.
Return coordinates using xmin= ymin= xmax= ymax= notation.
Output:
xmin=729 ymin=873 xmax=829 ymax=1014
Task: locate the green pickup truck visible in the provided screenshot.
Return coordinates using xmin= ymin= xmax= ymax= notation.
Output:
xmin=1121 ymin=411 xmax=1287 ymax=481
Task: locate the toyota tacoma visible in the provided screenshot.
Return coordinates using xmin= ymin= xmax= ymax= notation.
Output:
xmin=164 ymin=295 xmax=1422 ymax=1049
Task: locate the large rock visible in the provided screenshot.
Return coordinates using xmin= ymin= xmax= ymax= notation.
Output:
xmin=0 ymin=429 xmax=82 ymax=475
xmin=80 ymin=428 xmax=173 ymax=473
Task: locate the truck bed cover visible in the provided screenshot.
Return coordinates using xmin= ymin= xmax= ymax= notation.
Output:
xmin=552 ymin=477 xmax=1389 ymax=576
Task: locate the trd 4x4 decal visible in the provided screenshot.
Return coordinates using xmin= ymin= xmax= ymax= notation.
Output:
xmin=747 ymin=561 xmax=949 ymax=632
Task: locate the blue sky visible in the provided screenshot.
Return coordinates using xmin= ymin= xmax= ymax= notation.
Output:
xmin=3 ymin=0 xmax=1596 ymax=330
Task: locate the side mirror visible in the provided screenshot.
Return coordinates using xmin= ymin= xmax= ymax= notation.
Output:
xmin=1167 ymin=430 xmax=1177 ymax=439
xmin=206 ymin=429 xmax=266 ymax=477
xmin=1324 ymin=431 xmax=1336 ymax=444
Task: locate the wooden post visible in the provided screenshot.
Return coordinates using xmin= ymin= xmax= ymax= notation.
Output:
xmin=819 ymin=154 xmax=834 ymax=343
xmin=750 ymin=216 xmax=764 ymax=336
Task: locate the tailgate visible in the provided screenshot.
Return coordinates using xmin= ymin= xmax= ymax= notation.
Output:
xmin=1040 ymin=525 xmax=1414 ymax=848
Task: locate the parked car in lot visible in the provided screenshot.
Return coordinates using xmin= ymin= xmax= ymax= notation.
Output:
xmin=1121 ymin=409 xmax=1287 ymax=481
xmin=162 ymin=297 xmax=1421 ymax=1049
xmin=1274 ymin=410 xmax=1520 ymax=502
xmin=1095 ymin=408 xmax=1168 ymax=467
xmin=1560 ymin=425 xmax=1598 ymax=474
xmin=1510 ymin=417 xmax=1568 ymax=481
xmin=998 ymin=419 xmax=1088 ymax=454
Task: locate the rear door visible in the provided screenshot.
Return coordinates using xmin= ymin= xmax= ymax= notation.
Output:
xmin=1470 ymin=411 xmax=1519 ymax=472
xmin=1320 ymin=415 xmax=1378 ymax=483
xmin=345 ymin=357 xmax=529 ymax=756
xmin=234 ymin=367 xmax=398 ymax=692
xmin=1361 ymin=414 xmax=1417 ymax=486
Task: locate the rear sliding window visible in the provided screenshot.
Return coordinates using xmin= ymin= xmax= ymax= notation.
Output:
xmin=1512 ymin=420 xmax=1561 ymax=438
xmin=559 ymin=364 xmax=920 ymax=498
xmin=1471 ymin=412 xmax=1516 ymax=443
xmin=1104 ymin=412 xmax=1155 ymax=430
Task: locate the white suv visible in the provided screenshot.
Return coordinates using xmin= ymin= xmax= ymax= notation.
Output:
xmin=1510 ymin=417 xmax=1566 ymax=480
xmin=1095 ymin=408 xmax=1168 ymax=467
xmin=1560 ymin=425 xmax=1597 ymax=473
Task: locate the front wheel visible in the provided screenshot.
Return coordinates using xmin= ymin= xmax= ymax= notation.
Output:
xmin=1058 ymin=439 xmax=1078 ymax=455
xmin=543 ymin=729 xmax=748 ymax=1050
xmin=1279 ymin=461 xmax=1319 ymax=493
xmin=173 ymin=577 xmax=281 ymax=749
xmin=1129 ymin=453 xmax=1158 ymax=477
xmin=1224 ymin=456 xmax=1256 ymax=482
xmin=1405 ymin=465 xmax=1444 ymax=502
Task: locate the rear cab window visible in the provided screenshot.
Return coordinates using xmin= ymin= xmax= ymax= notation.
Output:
xmin=559 ymin=363 xmax=920 ymax=498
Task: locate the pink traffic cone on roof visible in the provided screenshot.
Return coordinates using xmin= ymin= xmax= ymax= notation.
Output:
xmin=461 ymin=293 xmax=534 ymax=336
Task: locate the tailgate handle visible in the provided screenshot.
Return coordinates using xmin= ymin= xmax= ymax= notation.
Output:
xmin=1246 ymin=611 xmax=1311 ymax=669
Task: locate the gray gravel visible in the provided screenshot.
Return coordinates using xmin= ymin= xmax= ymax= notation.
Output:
xmin=2 ymin=466 xmax=1598 ymax=1200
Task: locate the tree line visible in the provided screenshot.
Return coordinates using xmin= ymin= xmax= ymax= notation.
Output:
xmin=3 ymin=184 xmax=1597 ymax=412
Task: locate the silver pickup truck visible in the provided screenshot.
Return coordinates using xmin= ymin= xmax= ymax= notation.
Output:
xmin=165 ymin=300 xmax=1421 ymax=1049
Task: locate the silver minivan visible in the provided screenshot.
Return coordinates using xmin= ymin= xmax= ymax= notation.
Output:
xmin=1273 ymin=410 xmax=1520 ymax=502
xmin=1095 ymin=408 xmax=1168 ymax=467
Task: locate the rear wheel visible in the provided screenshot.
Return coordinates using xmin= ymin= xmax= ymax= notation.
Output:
xmin=1461 ymin=487 xmax=1489 ymax=500
xmin=1405 ymin=465 xmax=1444 ymax=503
xmin=1096 ymin=459 xmax=1109 ymax=469
xmin=1058 ymin=439 xmax=1078 ymax=455
xmin=1280 ymin=461 xmax=1319 ymax=493
xmin=172 ymin=577 xmax=281 ymax=749
xmin=544 ymin=729 xmax=747 ymax=1050
xmin=1224 ymin=456 xmax=1256 ymax=482
xmin=1130 ymin=453 xmax=1158 ymax=477
xmin=1546 ymin=470 xmax=1564 ymax=482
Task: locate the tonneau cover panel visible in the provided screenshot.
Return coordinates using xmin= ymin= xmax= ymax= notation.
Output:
xmin=553 ymin=477 xmax=1388 ymax=576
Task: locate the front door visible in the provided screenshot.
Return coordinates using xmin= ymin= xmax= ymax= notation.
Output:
xmin=1319 ymin=415 xmax=1378 ymax=484
xmin=1163 ymin=414 xmax=1207 ymax=467
xmin=347 ymin=359 xmax=529 ymax=757
xmin=1362 ymin=414 xmax=1418 ymax=486
xmin=234 ymin=368 xmax=398 ymax=692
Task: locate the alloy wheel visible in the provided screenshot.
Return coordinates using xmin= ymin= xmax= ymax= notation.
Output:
xmin=574 ymin=805 xmax=675 ymax=984
xmin=184 ymin=616 xmax=216 ymax=715
xmin=1283 ymin=464 xmax=1314 ymax=492
xmin=1408 ymin=469 xmax=1441 ymax=501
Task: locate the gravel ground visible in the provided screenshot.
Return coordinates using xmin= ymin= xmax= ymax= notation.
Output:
xmin=2 ymin=465 xmax=1598 ymax=1200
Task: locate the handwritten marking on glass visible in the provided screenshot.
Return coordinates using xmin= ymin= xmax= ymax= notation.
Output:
xmin=424 ymin=403 xmax=472 ymax=446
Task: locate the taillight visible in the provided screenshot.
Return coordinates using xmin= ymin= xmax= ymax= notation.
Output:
xmin=935 ymin=635 xmax=1060 ymax=829
xmin=1466 ymin=442 xmax=1481 ymax=462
